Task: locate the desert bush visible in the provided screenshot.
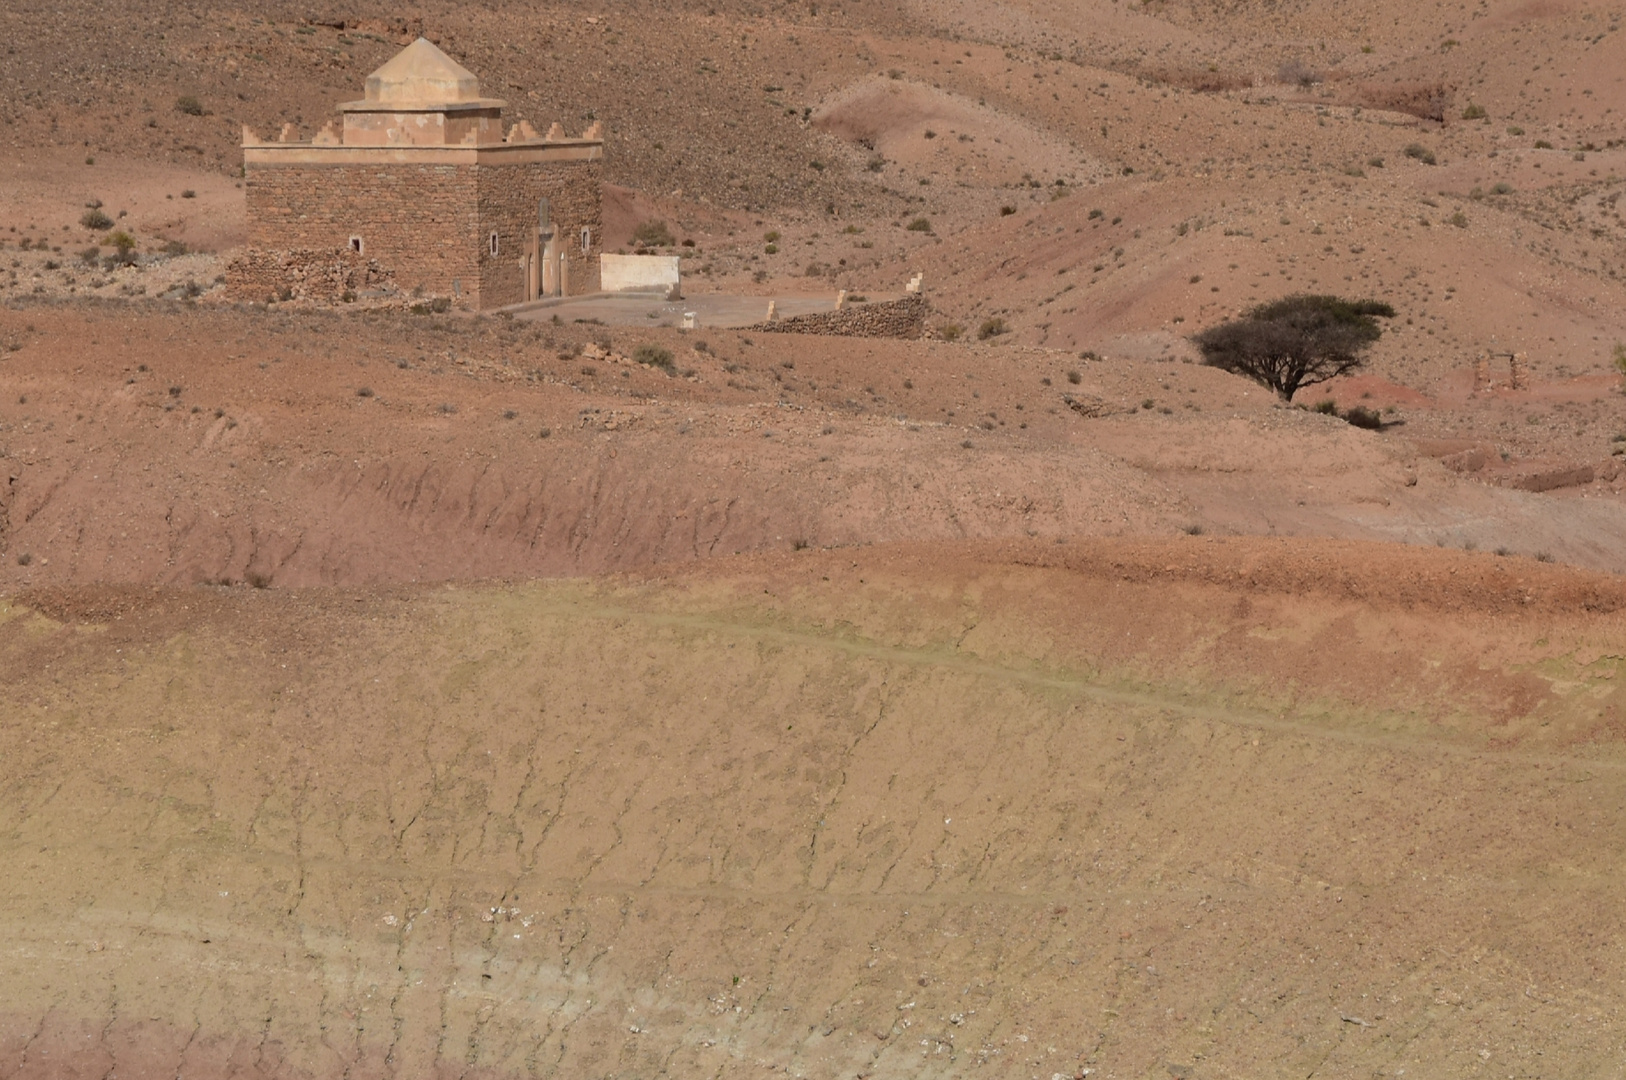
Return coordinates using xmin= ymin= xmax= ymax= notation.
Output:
xmin=906 ymin=217 xmax=933 ymax=232
xmin=939 ymin=323 xmax=963 ymax=341
xmin=1403 ymin=143 xmax=1437 ymax=165
xmin=1534 ymin=139 xmax=1553 ymax=149
xmin=1448 ymin=210 xmax=1468 ymax=228
xmin=1277 ymin=59 xmax=1320 ymax=88
xmin=1342 ymin=405 xmax=1384 ymax=429
xmin=977 ymin=317 xmax=1008 ymax=340
xmin=1491 ymin=181 xmax=1514 ymax=195
xmin=1066 ymin=369 xmax=1082 ymax=384
xmin=1462 ymin=103 xmax=1487 ymax=120
xmin=180 ymin=189 xmax=196 ymax=199
xmin=103 ymin=231 xmax=137 ymax=267
xmin=162 ymin=239 xmax=188 ymax=256
xmin=1312 ymin=399 xmax=1338 ymax=415
xmin=1612 ymin=342 xmax=1626 ymax=378
xmin=1191 ymin=294 xmax=1395 ymax=401
xmin=175 ymin=95 xmax=206 ymax=116
xmin=999 ymin=205 xmax=1017 ymax=216
xmin=633 ymin=344 xmax=675 ymax=372
xmin=78 ymin=246 xmax=101 ymax=264
xmin=80 ymin=208 xmax=113 ymax=231
xmin=631 ymin=219 xmax=675 ymax=247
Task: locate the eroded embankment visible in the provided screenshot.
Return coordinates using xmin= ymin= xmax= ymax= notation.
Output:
xmin=4 ymin=540 xmax=1626 ymax=1079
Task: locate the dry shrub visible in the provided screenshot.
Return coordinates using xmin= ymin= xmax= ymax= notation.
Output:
xmin=1276 ymin=60 xmax=1321 ymax=88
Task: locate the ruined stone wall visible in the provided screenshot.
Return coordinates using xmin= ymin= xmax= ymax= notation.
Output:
xmin=745 ymin=294 xmax=928 ymax=339
xmin=224 ymin=248 xmax=394 ymax=304
xmin=245 ymin=162 xmax=480 ymax=303
xmin=476 ymin=160 xmax=602 ymax=307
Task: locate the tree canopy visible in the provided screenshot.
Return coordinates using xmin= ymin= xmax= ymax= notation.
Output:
xmin=1191 ymin=294 xmax=1396 ymax=401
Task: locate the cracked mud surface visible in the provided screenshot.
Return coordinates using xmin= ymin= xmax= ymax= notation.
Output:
xmin=4 ymin=539 xmax=1626 ymax=1078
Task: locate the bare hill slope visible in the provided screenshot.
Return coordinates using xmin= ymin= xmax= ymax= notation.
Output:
xmin=5 ymin=541 xmax=1626 ymax=1079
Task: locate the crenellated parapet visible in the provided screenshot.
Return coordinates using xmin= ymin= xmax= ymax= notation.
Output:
xmin=242 ymin=38 xmax=602 ymax=164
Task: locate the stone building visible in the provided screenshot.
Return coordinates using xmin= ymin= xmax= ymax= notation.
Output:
xmin=233 ymin=38 xmax=603 ymax=309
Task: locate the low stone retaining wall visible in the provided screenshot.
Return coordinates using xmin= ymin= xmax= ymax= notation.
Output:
xmin=225 ymin=248 xmax=395 ymax=304
xmin=744 ymin=293 xmax=928 ymax=339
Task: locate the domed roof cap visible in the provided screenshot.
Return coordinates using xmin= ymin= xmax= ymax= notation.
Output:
xmin=362 ymin=38 xmax=488 ymax=106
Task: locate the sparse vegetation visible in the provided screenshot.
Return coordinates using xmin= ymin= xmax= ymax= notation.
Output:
xmin=905 ymin=217 xmax=932 ymax=232
xmin=939 ymin=323 xmax=963 ymax=341
xmin=106 ymin=231 xmax=137 ymax=266
xmin=175 ymin=95 xmax=206 ymax=116
xmin=1342 ymin=405 xmax=1384 ymax=430
xmin=633 ymin=344 xmax=675 ymax=372
xmin=1192 ymin=294 xmax=1395 ymax=401
xmin=632 ymin=220 xmax=675 ymax=247
xmin=1461 ymin=103 xmax=1487 ymax=120
xmin=80 ymin=208 xmax=113 ymax=231
xmin=977 ymin=317 xmax=1008 ymax=340
xmin=1403 ymin=143 xmax=1437 ymax=165
xmin=1277 ymin=59 xmax=1320 ymax=88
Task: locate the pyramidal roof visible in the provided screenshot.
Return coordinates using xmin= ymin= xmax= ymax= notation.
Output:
xmin=361 ymin=38 xmax=488 ymax=106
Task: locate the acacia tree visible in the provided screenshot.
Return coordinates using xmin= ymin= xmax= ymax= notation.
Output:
xmin=1191 ymin=294 xmax=1395 ymax=401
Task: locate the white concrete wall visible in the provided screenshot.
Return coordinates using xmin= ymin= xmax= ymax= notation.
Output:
xmin=600 ymin=254 xmax=680 ymax=294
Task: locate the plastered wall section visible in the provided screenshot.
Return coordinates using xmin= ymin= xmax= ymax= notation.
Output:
xmin=245 ymin=162 xmax=481 ymax=302
xmin=600 ymin=254 xmax=681 ymax=294
xmin=475 ymin=159 xmax=603 ymax=307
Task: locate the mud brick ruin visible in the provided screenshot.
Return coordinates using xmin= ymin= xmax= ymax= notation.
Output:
xmin=231 ymin=38 xmax=603 ymax=309
xmin=1472 ymin=350 xmax=1529 ymax=393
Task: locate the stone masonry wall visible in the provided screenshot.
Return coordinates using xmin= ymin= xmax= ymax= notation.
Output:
xmin=245 ymin=162 xmax=480 ymax=304
xmin=745 ymin=294 xmax=929 ymax=339
xmin=224 ymin=248 xmax=394 ymax=304
xmin=476 ymin=160 xmax=603 ymax=307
